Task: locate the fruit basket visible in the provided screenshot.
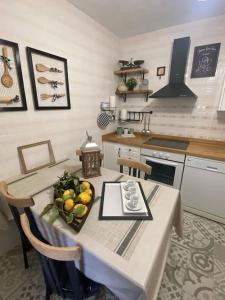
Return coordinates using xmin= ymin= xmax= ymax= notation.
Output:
xmin=40 ymin=172 xmax=95 ymax=233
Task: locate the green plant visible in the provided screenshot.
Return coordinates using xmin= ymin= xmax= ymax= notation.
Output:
xmin=53 ymin=171 xmax=80 ymax=198
xmin=126 ymin=77 xmax=137 ymax=90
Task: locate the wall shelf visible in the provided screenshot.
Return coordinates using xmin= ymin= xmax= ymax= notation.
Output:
xmin=116 ymin=89 xmax=153 ymax=102
xmin=114 ymin=68 xmax=148 ymax=77
xmin=114 ymin=67 xmax=152 ymax=102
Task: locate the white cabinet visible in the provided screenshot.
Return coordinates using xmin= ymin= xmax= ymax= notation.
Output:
xmin=181 ymin=156 xmax=225 ymax=224
xmin=218 ymin=73 xmax=225 ymax=111
xmin=103 ymin=142 xmax=140 ymax=173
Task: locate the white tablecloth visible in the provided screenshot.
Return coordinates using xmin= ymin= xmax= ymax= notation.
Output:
xmin=6 ymin=160 xmax=182 ymax=300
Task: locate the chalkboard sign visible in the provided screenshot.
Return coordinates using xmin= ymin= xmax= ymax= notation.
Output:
xmin=191 ymin=43 xmax=221 ymax=78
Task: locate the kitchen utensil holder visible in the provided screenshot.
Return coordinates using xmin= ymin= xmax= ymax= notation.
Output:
xmin=100 ymin=102 xmax=116 ymax=122
xmin=118 ymin=111 xmax=152 ymax=123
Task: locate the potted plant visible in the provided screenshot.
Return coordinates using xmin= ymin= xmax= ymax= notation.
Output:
xmin=126 ymin=77 xmax=137 ymax=91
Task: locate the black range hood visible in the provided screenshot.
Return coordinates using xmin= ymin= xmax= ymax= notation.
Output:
xmin=149 ymin=37 xmax=197 ymax=99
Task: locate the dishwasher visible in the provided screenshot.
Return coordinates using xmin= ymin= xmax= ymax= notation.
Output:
xmin=181 ymin=155 xmax=225 ymax=224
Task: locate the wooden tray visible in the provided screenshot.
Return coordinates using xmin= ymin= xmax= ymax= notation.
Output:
xmin=54 ymin=181 xmax=95 ymax=233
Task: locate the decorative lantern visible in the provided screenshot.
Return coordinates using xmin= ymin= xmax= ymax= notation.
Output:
xmin=80 ymin=131 xmax=101 ymax=178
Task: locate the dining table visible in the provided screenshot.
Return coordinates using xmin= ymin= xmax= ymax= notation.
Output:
xmin=3 ymin=158 xmax=182 ymax=300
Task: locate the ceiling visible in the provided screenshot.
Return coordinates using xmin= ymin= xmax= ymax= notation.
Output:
xmin=68 ymin=0 xmax=225 ymax=38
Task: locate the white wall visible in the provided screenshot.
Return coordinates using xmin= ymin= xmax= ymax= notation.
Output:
xmin=0 ymin=0 xmax=120 ymax=180
xmin=119 ymin=15 xmax=225 ymax=140
xmin=0 ymin=0 xmax=120 ymax=254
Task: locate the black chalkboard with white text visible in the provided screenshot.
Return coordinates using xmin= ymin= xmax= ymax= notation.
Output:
xmin=191 ymin=43 xmax=221 ymax=78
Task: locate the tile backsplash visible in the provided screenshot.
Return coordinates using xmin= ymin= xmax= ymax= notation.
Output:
xmin=118 ymin=15 xmax=225 ymax=141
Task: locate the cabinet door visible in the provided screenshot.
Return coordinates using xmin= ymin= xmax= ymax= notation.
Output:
xmin=128 ymin=147 xmax=140 ymax=161
xmin=181 ymin=164 xmax=225 ymax=219
xmin=103 ymin=142 xmax=120 ymax=172
xmin=103 ymin=142 xmax=140 ymax=173
xmin=117 ymin=145 xmax=140 ymax=161
xmin=218 ymin=73 xmax=225 ymax=111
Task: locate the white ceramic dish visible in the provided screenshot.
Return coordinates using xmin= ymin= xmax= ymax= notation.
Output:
xmin=125 ymin=197 xmax=142 ymax=211
xmin=120 ymin=182 xmax=148 ymax=215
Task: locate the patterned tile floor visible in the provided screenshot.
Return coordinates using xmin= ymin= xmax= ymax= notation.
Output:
xmin=0 ymin=211 xmax=225 ymax=300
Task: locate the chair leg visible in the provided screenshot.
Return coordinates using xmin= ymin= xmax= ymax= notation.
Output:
xmin=45 ymin=286 xmax=51 ymax=300
xmin=21 ymin=238 xmax=29 ymax=269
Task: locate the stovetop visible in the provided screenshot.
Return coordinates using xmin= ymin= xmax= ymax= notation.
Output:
xmin=144 ymin=138 xmax=189 ymax=150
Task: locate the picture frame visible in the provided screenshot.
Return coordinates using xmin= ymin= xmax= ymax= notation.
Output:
xmin=191 ymin=43 xmax=221 ymax=78
xmin=0 ymin=39 xmax=27 ymax=112
xmin=157 ymin=66 xmax=166 ymax=78
xmin=17 ymin=140 xmax=56 ymax=173
xmin=26 ymin=47 xmax=71 ymax=110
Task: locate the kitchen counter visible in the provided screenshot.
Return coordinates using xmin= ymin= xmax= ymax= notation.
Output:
xmin=102 ymin=132 xmax=225 ymax=162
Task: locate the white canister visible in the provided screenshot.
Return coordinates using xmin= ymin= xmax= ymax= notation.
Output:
xmin=109 ymin=95 xmax=116 ymax=108
xmin=120 ymin=109 xmax=127 ymax=120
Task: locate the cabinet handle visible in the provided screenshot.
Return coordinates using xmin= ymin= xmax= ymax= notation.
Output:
xmin=206 ymin=166 xmax=218 ymax=172
xmin=118 ymin=148 xmax=121 ymax=157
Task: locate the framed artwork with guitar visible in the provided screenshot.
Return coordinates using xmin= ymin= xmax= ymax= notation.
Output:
xmin=26 ymin=47 xmax=71 ymax=110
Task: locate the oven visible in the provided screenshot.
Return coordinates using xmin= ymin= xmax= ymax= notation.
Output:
xmin=140 ymin=148 xmax=185 ymax=189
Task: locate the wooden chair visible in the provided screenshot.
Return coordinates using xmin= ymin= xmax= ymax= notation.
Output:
xmin=20 ymin=212 xmax=100 ymax=300
xmin=0 ymin=181 xmax=34 ymax=269
xmin=117 ymin=158 xmax=152 ymax=180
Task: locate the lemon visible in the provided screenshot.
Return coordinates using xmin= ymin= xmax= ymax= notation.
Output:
xmin=63 ymin=189 xmax=75 ymax=201
xmin=68 ymin=189 xmax=75 ymax=198
xmin=79 ymin=192 xmax=91 ymax=204
xmin=73 ymin=204 xmax=88 ymax=218
xmin=64 ymin=199 xmax=75 ymax=211
xmin=85 ymin=189 xmax=92 ymax=196
xmin=63 ymin=190 xmax=72 ymax=201
xmin=82 ymin=181 xmax=90 ymax=190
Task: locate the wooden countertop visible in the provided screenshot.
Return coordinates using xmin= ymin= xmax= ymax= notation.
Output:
xmin=102 ymin=132 xmax=225 ymax=162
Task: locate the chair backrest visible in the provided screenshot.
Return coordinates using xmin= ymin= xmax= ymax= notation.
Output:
xmin=0 ymin=181 xmax=34 ymax=208
xmin=20 ymin=213 xmax=81 ymax=261
xmin=21 ymin=212 xmax=83 ymax=299
xmin=117 ymin=158 xmax=152 ymax=179
xmin=0 ymin=181 xmax=35 ymax=259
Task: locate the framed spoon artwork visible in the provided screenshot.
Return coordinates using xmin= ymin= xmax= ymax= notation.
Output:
xmin=26 ymin=47 xmax=71 ymax=110
xmin=0 ymin=39 xmax=27 ymax=111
